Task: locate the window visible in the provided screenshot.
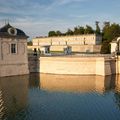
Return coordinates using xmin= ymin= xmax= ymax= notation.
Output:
xmin=11 ymin=44 xmax=16 ymax=54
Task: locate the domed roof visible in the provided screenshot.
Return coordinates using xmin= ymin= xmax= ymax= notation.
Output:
xmin=0 ymin=23 xmax=28 ymax=38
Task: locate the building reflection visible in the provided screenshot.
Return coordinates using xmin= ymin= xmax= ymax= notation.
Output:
xmin=28 ymin=73 xmax=120 ymax=114
xmin=29 ymin=73 xmax=40 ymax=89
xmin=114 ymin=75 xmax=120 ymax=109
xmin=0 ymin=75 xmax=29 ymax=119
xmin=39 ymin=74 xmax=116 ymax=94
xmin=95 ymin=75 xmax=116 ymax=93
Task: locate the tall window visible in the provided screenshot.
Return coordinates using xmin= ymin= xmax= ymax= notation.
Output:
xmin=11 ymin=44 xmax=16 ymax=54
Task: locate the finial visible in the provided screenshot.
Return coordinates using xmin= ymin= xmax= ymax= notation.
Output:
xmin=7 ymin=19 xmax=9 ymax=24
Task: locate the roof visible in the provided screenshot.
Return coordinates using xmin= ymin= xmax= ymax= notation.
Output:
xmin=0 ymin=23 xmax=28 ymax=38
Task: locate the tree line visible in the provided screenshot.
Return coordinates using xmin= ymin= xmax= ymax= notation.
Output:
xmin=48 ymin=21 xmax=120 ymax=54
xmin=101 ymin=22 xmax=120 ymax=53
xmin=48 ymin=21 xmax=100 ymax=37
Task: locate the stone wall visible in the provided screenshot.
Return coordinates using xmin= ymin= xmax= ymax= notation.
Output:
xmin=28 ymin=55 xmax=116 ymax=76
xmin=0 ymin=39 xmax=29 ymax=77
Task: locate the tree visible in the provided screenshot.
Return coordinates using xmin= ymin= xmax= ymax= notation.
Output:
xmin=48 ymin=31 xmax=56 ymax=37
xmin=100 ymin=41 xmax=110 ymax=54
xmin=74 ymin=26 xmax=85 ymax=35
xmin=102 ymin=22 xmax=110 ymax=41
xmin=101 ymin=22 xmax=120 ymax=53
xmin=95 ymin=21 xmax=101 ymax=34
xmin=103 ymin=23 xmax=120 ymax=42
xmin=84 ymin=25 xmax=94 ymax=34
xmin=79 ymin=26 xmax=85 ymax=34
xmin=56 ymin=30 xmax=62 ymax=36
xmin=66 ymin=29 xmax=73 ymax=35
xmin=74 ymin=26 xmax=79 ymax=35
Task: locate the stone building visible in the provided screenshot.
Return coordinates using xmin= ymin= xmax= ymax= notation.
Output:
xmin=0 ymin=23 xmax=29 ymax=77
xmin=111 ymin=37 xmax=120 ymax=55
xmin=29 ymin=34 xmax=102 ymax=53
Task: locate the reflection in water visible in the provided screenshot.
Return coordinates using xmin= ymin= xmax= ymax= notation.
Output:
xmin=114 ymin=75 xmax=120 ymax=110
xmin=0 ymin=75 xmax=29 ymax=120
xmin=38 ymin=74 xmax=116 ymax=94
xmin=1 ymin=74 xmax=120 ymax=120
xmin=28 ymin=74 xmax=120 ymax=120
xmin=29 ymin=73 xmax=40 ymax=89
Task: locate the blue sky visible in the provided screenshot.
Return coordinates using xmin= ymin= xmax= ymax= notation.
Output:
xmin=0 ymin=0 xmax=120 ymax=39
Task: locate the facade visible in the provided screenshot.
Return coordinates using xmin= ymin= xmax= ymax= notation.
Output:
xmin=40 ymin=45 xmax=50 ymax=54
xmin=111 ymin=37 xmax=120 ymax=54
xmin=30 ymin=34 xmax=102 ymax=53
xmin=28 ymin=55 xmax=120 ymax=76
xmin=0 ymin=23 xmax=29 ymax=77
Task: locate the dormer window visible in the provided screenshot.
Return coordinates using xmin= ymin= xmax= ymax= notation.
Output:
xmin=11 ymin=43 xmax=17 ymax=54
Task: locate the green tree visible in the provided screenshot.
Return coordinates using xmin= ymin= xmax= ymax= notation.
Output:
xmin=74 ymin=26 xmax=79 ymax=35
xmin=74 ymin=26 xmax=85 ymax=35
xmin=84 ymin=25 xmax=94 ymax=34
xmin=48 ymin=31 xmax=56 ymax=37
xmin=56 ymin=30 xmax=62 ymax=36
xmin=103 ymin=23 xmax=120 ymax=42
xmin=102 ymin=22 xmax=110 ymax=41
xmin=79 ymin=26 xmax=85 ymax=34
xmin=101 ymin=22 xmax=120 ymax=53
xmin=66 ymin=29 xmax=73 ymax=35
xmin=95 ymin=21 xmax=101 ymax=34
xmin=100 ymin=41 xmax=110 ymax=54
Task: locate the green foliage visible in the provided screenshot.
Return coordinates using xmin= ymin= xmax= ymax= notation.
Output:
xmin=56 ymin=30 xmax=62 ymax=36
xmin=27 ymin=41 xmax=32 ymax=46
xmin=66 ymin=29 xmax=73 ymax=35
xmin=84 ymin=25 xmax=94 ymax=34
xmin=101 ymin=23 xmax=120 ymax=53
xmin=100 ymin=41 xmax=110 ymax=54
xmin=95 ymin=21 xmax=101 ymax=34
xmin=48 ymin=31 xmax=56 ymax=37
xmin=48 ymin=25 xmax=94 ymax=37
xmin=74 ymin=26 xmax=85 ymax=35
xmin=103 ymin=23 xmax=120 ymax=42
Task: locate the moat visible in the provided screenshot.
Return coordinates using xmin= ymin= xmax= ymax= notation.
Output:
xmin=1 ymin=73 xmax=120 ymax=120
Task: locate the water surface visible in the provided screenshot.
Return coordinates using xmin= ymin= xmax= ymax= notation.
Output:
xmin=0 ymin=74 xmax=120 ymax=120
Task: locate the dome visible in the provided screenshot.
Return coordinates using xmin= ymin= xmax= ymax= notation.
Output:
xmin=0 ymin=23 xmax=28 ymax=38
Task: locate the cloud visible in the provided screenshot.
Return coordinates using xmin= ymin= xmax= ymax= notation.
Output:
xmin=0 ymin=0 xmax=120 ymax=39
xmin=69 ymin=14 xmax=89 ymax=18
xmin=0 ymin=0 xmax=53 ymax=17
xmin=58 ymin=0 xmax=87 ymax=5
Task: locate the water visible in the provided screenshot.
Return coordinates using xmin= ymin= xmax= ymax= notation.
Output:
xmin=0 ymin=74 xmax=120 ymax=120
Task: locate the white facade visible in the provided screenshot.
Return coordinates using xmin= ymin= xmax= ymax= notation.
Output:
xmin=33 ymin=34 xmax=102 ymax=46
xmin=0 ymin=24 xmax=29 ymax=77
xmin=31 ymin=34 xmax=102 ymax=53
xmin=111 ymin=37 xmax=120 ymax=54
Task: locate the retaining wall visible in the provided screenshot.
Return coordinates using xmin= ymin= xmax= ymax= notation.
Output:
xmin=28 ymin=55 xmax=120 ymax=76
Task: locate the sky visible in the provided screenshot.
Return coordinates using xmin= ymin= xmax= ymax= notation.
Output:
xmin=0 ymin=0 xmax=120 ymax=39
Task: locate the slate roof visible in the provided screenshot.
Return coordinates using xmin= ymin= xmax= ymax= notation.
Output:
xmin=0 ymin=23 xmax=28 ymax=38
